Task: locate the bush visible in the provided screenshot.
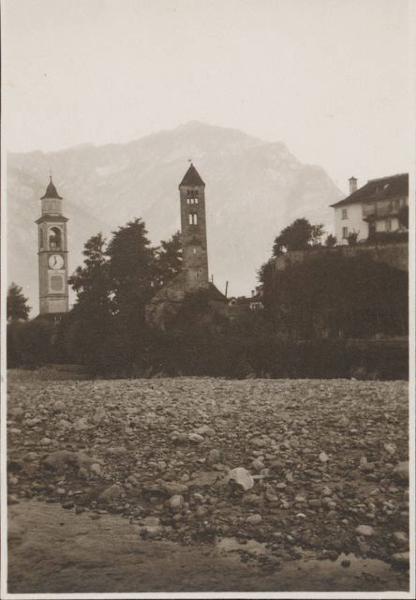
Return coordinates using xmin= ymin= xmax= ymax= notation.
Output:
xmin=7 ymin=319 xmax=56 ymax=368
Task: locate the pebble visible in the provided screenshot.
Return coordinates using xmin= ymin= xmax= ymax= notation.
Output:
xmin=188 ymin=433 xmax=204 ymax=444
xmin=391 ymin=551 xmax=409 ymax=567
xmin=169 ymin=494 xmax=184 ymax=512
xmin=246 ymin=513 xmax=262 ymax=525
xmin=319 ymin=452 xmax=329 ymax=463
xmin=99 ymin=484 xmax=124 ymax=503
xmin=393 ymin=461 xmax=408 ymax=483
xmin=355 ymin=524 xmax=375 ymax=537
xmin=227 ymin=467 xmax=254 ymax=491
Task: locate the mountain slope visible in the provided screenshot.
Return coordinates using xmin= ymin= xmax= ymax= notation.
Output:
xmin=7 ymin=121 xmax=342 ymax=315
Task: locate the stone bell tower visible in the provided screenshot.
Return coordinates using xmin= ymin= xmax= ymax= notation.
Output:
xmin=35 ymin=176 xmax=69 ymax=316
xmin=179 ymin=163 xmax=209 ymax=287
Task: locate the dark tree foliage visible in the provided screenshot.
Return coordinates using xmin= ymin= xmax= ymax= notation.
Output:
xmin=273 ymin=218 xmax=324 ymax=256
xmin=347 ymin=231 xmax=359 ymax=246
xmin=107 ymin=219 xmax=155 ymax=320
xmin=153 ymin=231 xmax=183 ymax=290
xmin=325 ymin=234 xmax=337 ymax=248
xmin=261 ymin=253 xmax=408 ymax=340
xmin=65 ymin=233 xmax=114 ymax=370
xmin=7 ymin=319 xmax=56 ymax=367
xmin=7 ymin=282 xmax=31 ymax=322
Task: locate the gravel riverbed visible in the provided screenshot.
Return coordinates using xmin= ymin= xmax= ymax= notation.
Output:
xmin=7 ymin=372 xmax=410 ymax=591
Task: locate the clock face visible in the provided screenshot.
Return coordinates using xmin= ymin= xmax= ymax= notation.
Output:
xmin=49 ymin=254 xmax=64 ymax=270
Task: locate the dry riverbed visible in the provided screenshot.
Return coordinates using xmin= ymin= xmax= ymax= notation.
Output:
xmin=7 ymin=371 xmax=410 ymax=593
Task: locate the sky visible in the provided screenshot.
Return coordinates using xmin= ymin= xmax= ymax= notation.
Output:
xmin=3 ymin=0 xmax=413 ymax=192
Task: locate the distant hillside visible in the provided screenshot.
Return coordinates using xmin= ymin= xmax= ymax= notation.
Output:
xmin=7 ymin=121 xmax=342 ymax=315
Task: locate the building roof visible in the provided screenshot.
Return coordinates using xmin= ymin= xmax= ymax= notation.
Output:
xmin=331 ymin=173 xmax=408 ymax=208
xmin=179 ymin=163 xmax=205 ymax=187
xmin=41 ymin=176 xmax=63 ymax=199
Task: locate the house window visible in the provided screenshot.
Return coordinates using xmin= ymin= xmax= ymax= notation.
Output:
xmin=342 ymin=226 xmax=348 ymax=239
xmin=188 ymin=213 xmax=197 ymax=225
xmin=342 ymin=208 xmax=348 ymax=220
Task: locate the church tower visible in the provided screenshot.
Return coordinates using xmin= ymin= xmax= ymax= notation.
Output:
xmin=179 ymin=163 xmax=209 ymax=287
xmin=35 ymin=177 xmax=69 ymax=316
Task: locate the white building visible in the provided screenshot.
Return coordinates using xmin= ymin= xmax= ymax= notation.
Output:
xmin=331 ymin=173 xmax=408 ymax=244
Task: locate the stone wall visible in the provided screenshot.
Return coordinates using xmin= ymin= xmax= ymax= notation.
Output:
xmin=273 ymin=242 xmax=408 ymax=273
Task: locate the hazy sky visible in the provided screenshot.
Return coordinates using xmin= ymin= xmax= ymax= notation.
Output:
xmin=3 ymin=0 xmax=412 ymax=191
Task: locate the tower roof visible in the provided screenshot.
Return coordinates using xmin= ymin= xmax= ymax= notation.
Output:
xmin=179 ymin=163 xmax=205 ymax=187
xmin=41 ymin=176 xmax=63 ymax=199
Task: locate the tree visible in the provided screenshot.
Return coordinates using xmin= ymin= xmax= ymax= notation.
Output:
xmin=153 ymin=231 xmax=183 ymax=290
xmin=260 ymin=253 xmax=408 ymax=340
xmin=66 ymin=233 xmax=113 ymax=369
xmin=325 ymin=234 xmax=337 ymax=248
xmin=104 ymin=219 xmax=156 ymax=370
xmin=69 ymin=233 xmax=110 ymax=306
xmin=347 ymin=231 xmax=359 ymax=246
xmin=7 ymin=282 xmax=30 ymax=322
xmin=106 ymin=219 xmax=155 ymax=320
xmin=272 ymin=218 xmax=324 ymax=256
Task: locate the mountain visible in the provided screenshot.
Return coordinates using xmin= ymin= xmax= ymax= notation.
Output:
xmin=7 ymin=121 xmax=342 ymax=315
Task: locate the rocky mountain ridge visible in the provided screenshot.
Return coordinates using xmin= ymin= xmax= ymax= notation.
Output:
xmin=7 ymin=121 xmax=342 ymax=314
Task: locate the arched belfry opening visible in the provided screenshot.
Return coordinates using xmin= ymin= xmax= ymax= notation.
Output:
xmin=49 ymin=227 xmax=62 ymax=250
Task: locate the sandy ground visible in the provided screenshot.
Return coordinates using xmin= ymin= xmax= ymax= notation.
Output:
xmin=8 ymin=500 xmax=408 ymax=593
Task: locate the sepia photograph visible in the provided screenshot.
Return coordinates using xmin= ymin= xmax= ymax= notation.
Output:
xmin=1 ymin=0 xmax=414 ymax=598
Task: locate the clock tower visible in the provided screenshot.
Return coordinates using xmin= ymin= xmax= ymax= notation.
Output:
xmin=35 ymin=176 xmax=69 ymax=316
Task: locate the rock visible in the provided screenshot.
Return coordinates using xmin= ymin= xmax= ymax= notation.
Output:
xmin=40 ymin=437 xmax=52 ymax=446
xmin=246 ymin=513 xmax=262 ymax=525
xmin=250 ymin=437 xmax=266 ymax=448
xmin=227 ymin=467 xmax=254 ymax=491
xmin=24 ymin=452 xmax=39 ymax=462
xmin=319 ymin=452 xmax=329 ymax=463
xmin=92 ymin=407 xmax=106 ymax=424
xmin=99 ymin=484 xmax=124 ymax=503
xmin=140 ymin=516 xmax=163 ymax=538
xmin=251 ymin=459 xmax=264 ymax=472
xmin=242 ymin=493 xmax=262 ymax=506
xmin=384 ymin=442 xmax=396 ymax=455
xmin=162 ymin=481 xmax=188 ymax=496
xmin=53 ymin=400 xmax=65 ymax=412
xmin=207 ymin=449 xmax=222 ymax=465
xmin=90 ymin=463 xmax=102 ymax=476
xmin=188 ymin=433 xmax=204 ymax=444
xmin=194 ymin=425 xmax=215 ymax=437
xmin=392 ymin=461 xmax=409 ymax=483
xmin=392 ymin=531 xmax=408 ymax=547
xmin=73 ymin=417 xmax=89 ymax=431
xmin=43 ymin=450 xmax=78 ymax=471
xmin=391 ymin=551 xmax=409 ymax=567
xmin=169 ymin=494 xmax=184 ymax=512
xmin=355 ymin=524 xmax=375 ymax=537
xmin=104 ymin=447 xmax=127 ymax=457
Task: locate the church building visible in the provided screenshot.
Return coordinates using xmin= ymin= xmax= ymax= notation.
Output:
xmin=145 ymin=163 xmax=226 ymax=329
